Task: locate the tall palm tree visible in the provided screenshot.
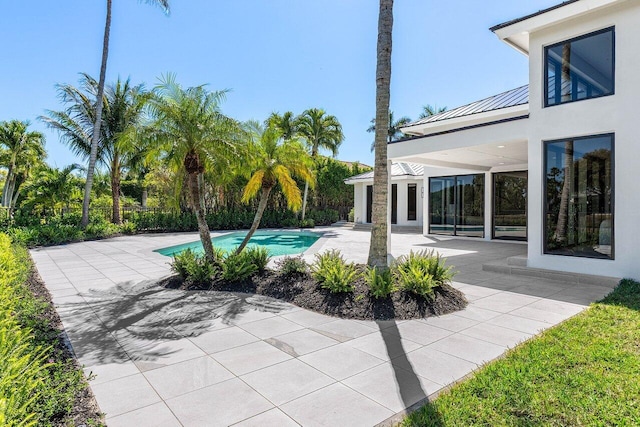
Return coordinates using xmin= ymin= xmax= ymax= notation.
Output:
xmin=418 ymin=104 xmax=447 ymax=119
xmin=236 ymin=122 xmax=314 ymax=254
xmin=368 ymin=0 xmax=394 ymax=268
xmin=144 ymin=74 xmax=244 ymax=264
xmin=267 ymin=111 xmax=298 ymax=141
xmin=367 ymin=110 xmax=411 ymax=151
xmin=295 ymin=108 xmax=344 ymax=220
xmin=0 ymin=120 xmax=46 ymax=210
xmin=41 ymin=74 xmax=149 ymax=224
xmin=82 ymin=0 xmax=170 ymax=228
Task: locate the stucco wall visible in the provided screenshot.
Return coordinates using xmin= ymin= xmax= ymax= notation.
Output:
xmin=527 ymin=1 xmax=640 ymax=279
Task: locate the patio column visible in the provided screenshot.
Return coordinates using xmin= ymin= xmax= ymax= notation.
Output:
xmin=484 ymin=171 xmax=493 ymax=241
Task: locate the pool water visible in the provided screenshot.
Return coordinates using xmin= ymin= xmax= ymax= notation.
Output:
xmin=154 ymin=230 xmax=322 ymax=257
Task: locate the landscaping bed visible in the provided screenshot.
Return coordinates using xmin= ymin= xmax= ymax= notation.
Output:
xmin=161 ymin=249 xmax=468 ymax=321
xmin=0 ymin=233 xmax=103 ymax=426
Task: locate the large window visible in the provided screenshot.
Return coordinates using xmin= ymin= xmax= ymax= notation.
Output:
xmin=545 ymin=27 xmax=614 ymax=107
xmin=544 ymin=134 xmax=613 ymax=259
xmin=429 ymin=174 xmax=484 ymax=237
xmin=493 ymin=171 xmax=527 ymax=241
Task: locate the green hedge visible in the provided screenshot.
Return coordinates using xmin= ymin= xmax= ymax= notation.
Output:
xmin=0 ymin=234 xmax=96 ymax=426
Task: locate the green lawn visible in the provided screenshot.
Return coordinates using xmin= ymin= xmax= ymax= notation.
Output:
xmin=403 ymin=279 xmax=640 ymax=426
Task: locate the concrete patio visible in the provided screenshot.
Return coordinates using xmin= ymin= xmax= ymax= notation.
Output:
xmin=30 ymin=227 xmax=616 ymax=426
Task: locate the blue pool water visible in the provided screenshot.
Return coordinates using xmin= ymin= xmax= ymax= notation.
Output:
xmin=154 ymin=230 xmax=322 ymax=257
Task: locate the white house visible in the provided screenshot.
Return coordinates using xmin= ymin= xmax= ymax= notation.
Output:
xmin=353 ymin=0 xmax=640 ymax=280
xmin=345 ymin=162 xmax=424 ymax=229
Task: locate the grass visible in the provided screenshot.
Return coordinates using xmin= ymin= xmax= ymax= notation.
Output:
xmin=403 ymin=279 xmax=640 ymax=426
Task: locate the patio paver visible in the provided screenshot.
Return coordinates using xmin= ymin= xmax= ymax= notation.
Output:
xmin=30 ymin=227 xmax=614 ymax=426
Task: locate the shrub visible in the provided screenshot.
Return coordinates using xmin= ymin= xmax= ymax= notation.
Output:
xmin=364 ymin=266 xmax=396 ymax=298
xmin=171 ymin=249 xmax=215 ymax=285
xmin=276 ymin=256 xmax=309 ymax=276
xmin=0 ymin=234 xmax=95 ymax=425
xmin=222 ymin=251 xmax=258 ymax=282
xmin=392 ymin=250 xmax=454 ymax=298
xmin=120 ymin=221 xmax=137 ymax=235
xmin=348 ymin=208 xmax=355 ymax=222
xmin=244 ymin=246 xmax=271 ymax=273
xmin=300 ymin=219 xmax=315 ymax=228
xmin=311 ymin=249 xmax=359 ymax=293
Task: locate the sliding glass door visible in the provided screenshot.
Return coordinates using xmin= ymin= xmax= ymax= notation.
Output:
xmin=429 ymin=174 xmax=484 ymax=237
xmin=493 ymin=171 xmax=527 ymax=241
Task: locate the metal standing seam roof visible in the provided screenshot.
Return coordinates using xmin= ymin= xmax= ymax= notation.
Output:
xmin=403 ymin=85 xmax=529 ymax=129
xmin=345 ymin=162 xmax=424 ymax=182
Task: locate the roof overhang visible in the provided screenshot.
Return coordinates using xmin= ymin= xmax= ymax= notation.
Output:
xmin=389 ymin=115 xmax=529 ymax=172
xmin=491 ymin=0 xmax=625 ymax=55
xmin=401 ymin=104 xmax=529 ymax=137
xmin=344 ymin=174 xmax=422 ymax=185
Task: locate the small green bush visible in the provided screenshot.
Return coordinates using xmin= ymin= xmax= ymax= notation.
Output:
xmin=348 ymin=208 xmax=355 ymax=222
xmin=120 ymin=221 xmax=137 ymax=235
xmin=311 ymin=249 xmax=359 ymax=293
xmin=276 ymin=255 xmax=309 ymax=276
xmin=392 ymin=250 xmax=454 ymax=298
xmin=300 ymin=219 xmax=315 ymax=228
xmin=364 ymin=266 xmax=395 ymax=298
xmin=277 ymin=256 xmax=309 ymax=276
xmin=245 ymin=246 xmax=271 ymax=273
xmin=171 ymin=249 xmax=215 ymax=285
xmin=222 ymin=251 xmax=258 ymax=282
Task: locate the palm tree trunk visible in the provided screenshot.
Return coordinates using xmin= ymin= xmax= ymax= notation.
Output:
xmin=368 ymin=0 xmax=393 ymax=268
xmin=236 ymin=186 xmax=272 ymax=254
xmin=81 ymin=0 xmax=112 ymax=228
xmin=1 ymin=163 xmax=14 ymax=207
xmin=554 ymin=140 xmax=573 ymax=243
xmin=111 ymin=155 xmax=121 ymax=224
xmin=141 ymin=186 xmax=148 ymax=208
xmin=553 ymin=44 xmax=573 ymax=244
xmin=301 ymin=181 xmax=309 ymax=221
xmin=198 ymin=172 xmax=206 ymax=214
xmin=187 ymin=170 xmax=215 ymax=264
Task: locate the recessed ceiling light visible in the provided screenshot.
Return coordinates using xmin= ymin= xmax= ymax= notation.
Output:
xmin=499 ymin=162 xmax=505 ymax=165
xmin=497 ymin=145 xmax=505 ymax=148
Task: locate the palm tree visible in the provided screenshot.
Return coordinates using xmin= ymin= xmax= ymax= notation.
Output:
xmin=418 ymin=104 xmax=447 ymax=119
xmin=144 ymin=74 xmax=244 ymax=265
xmin=0 ymin=120 xmax=46 ymax=211
xmin=41 ymin=74 xmax=150 ymax=224
xmin=236 ymin=122 xmax=314 ymax=254
xmin=267 ymin=112 xmax=298 ymax=140
xmin=368 ymin=0 xmax=394 ymax=268
xmin=295 ymin=108 xmax=344 ymax=220
xmin=367 ymin=110 xmax=411 ymax=151
xmin=81 ymin=0 xmax=170 ymax=228
xmin=22 ymin=164 xmax=83 ymax=213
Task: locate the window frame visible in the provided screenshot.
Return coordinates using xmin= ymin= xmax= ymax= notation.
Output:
xmin=542 ymin=133 xmax=615 ymax=260
xmin=543 ymin=26 xmax=615 ymax=108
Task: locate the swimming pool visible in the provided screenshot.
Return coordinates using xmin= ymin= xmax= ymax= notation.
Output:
xmin=154 ymin=230 xmax=322 ymax=257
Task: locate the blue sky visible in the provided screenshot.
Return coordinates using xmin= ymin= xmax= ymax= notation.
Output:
xmin=0 ymin=0 xmax=560 ymax=168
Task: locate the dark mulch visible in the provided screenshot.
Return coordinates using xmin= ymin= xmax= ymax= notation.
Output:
xmin=26 ymin=268 xmax=104 ymax=426
xmin=161 ymin=268 xmax=467 ymax=321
